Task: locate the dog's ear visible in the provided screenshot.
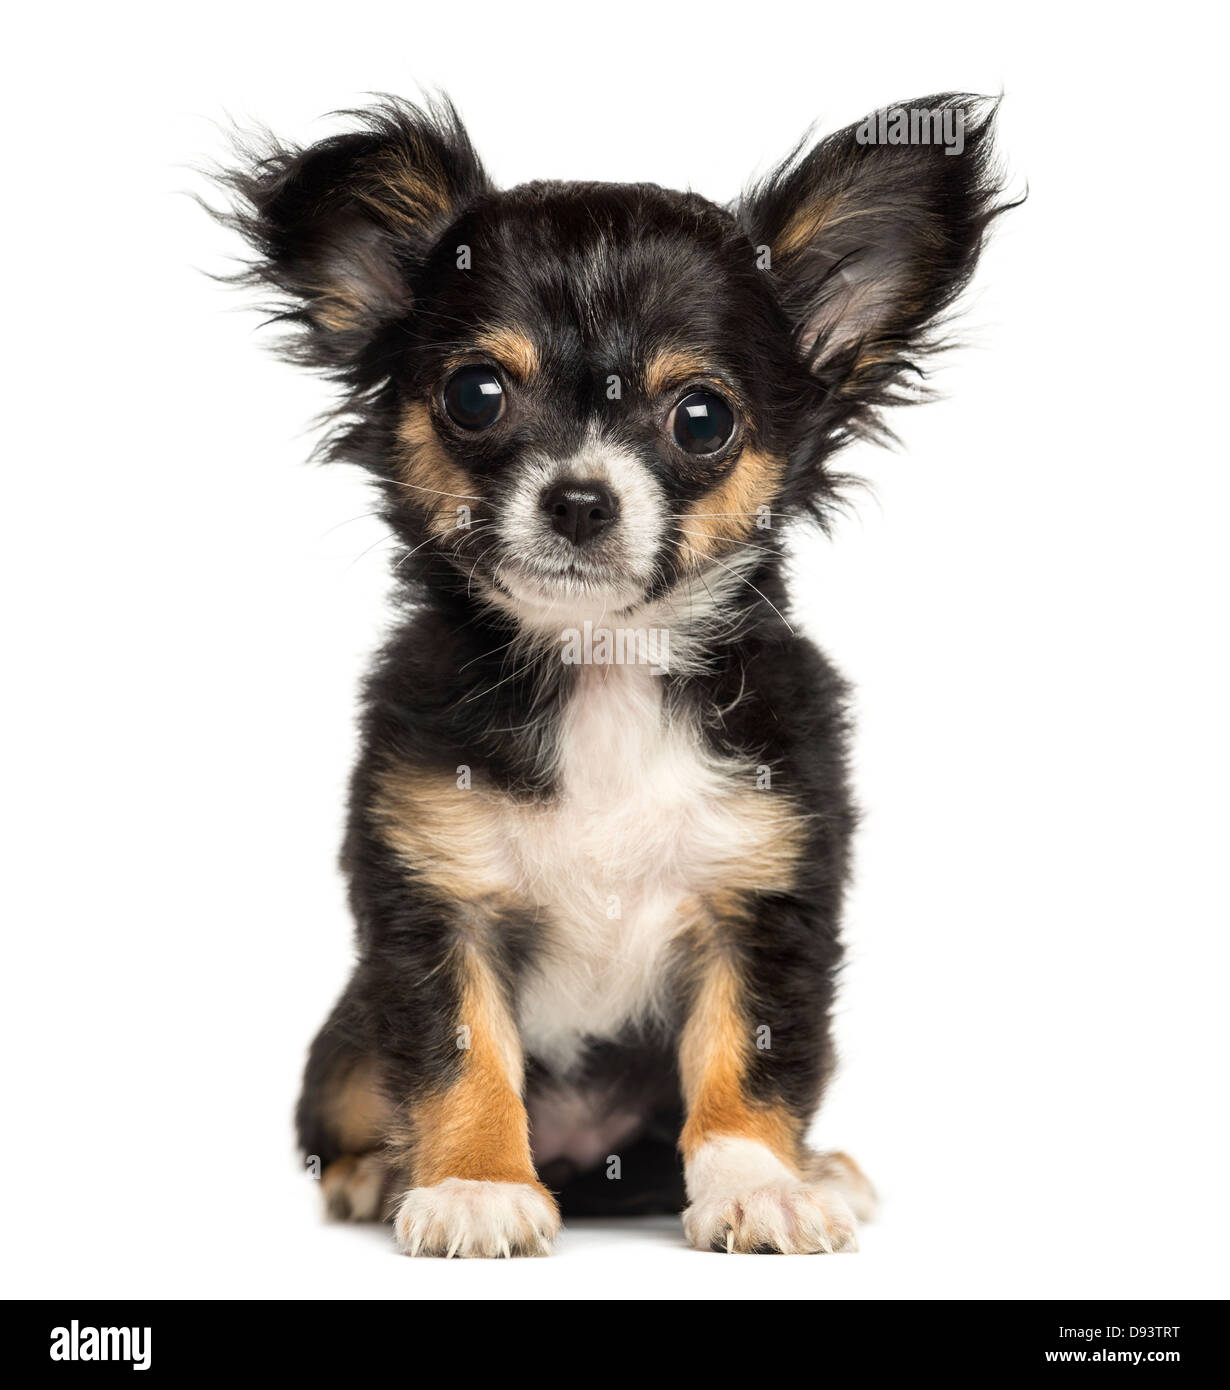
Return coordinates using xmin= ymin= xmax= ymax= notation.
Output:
xmin=739 ymin=95 xmax=1010 ymax=427
xmin=217 ymin=98 xmax=490 ymax=371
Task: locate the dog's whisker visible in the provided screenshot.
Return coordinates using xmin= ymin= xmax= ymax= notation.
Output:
xmin=344 ymin=531 xmax=400 ymax=572
xmin=463 ymin=536 xmax=504 ymax=600
xmin=321 ymin=509 xmax=387 ymax=537
xmin=678 ymin=542 xmax=795 ymax=635
xmin=391 ymin=531 xmax=451 ymax=572
xmin=386 ymin=519 xmax=494 ymax=578
xmin=675 ymin=527 xmax=783 ymax=560
xmin=458 ymin=632 xmax=520 ymax=673
xmin=384 ymin=478 xmax=485 ymax=502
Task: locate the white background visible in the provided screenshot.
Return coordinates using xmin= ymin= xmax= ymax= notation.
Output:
xmin=4 ymin=2 xmax=1227 ymax=1301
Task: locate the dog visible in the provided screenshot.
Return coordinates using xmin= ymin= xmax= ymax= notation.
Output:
xmin=217 ymin=92 xmax=1008 ymax=1256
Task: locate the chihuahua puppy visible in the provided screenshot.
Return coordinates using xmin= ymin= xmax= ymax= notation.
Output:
xmin=219 ymin=93 xmax=1006 ymax=1256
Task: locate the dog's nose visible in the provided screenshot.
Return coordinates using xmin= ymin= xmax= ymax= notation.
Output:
xmin=541 ymin=480 xmax=619 ymax=546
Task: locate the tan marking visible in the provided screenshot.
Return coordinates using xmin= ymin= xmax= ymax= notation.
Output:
xmin=372 ymin=765 xmax=516 ymax=905
xmin=395 ymin=401 xmax=478 ymax=535
xmin=774 ymin=197 xmax=920 ymax=378
xmin=776 ymin=194 xmax=838 ymax=262
xmin=302 ymin=231 xmax=413 ymax=335
xmin=644 ymin=347 xmax=714 ymax=397
xmin=678 ymin=448 xmax=786 ymax=562
xmin=308 ymin=285 xmax=366 ymax=335
xmin=469 ymin=326 xmax=539 ymax=382
xmin=357 ymin=143 xmax=453 ymax=233
xmin=320 ymin=1057 xmax=390 ymax=1154
xmin=775 ymin=195 xmax=896 ymax=263
xmin=678 ymin=947 xmax=801 ymax=1169
xmin=405 ymin=946 xmax=546 ymax=1193
xmin=700 ymin=786 xmax=805 ymax=900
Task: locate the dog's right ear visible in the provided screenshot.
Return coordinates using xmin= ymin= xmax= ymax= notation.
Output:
xmin=215 ymin=98 xmax=490 ymax=371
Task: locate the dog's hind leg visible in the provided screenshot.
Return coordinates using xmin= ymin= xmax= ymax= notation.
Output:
xmin=297 ymin=988 xmax=393 ymax=1221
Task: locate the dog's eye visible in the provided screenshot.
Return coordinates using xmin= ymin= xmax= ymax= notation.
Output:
xmin=443 ymin=366 xmax=505 ymax=430
xmin=669 ymin=391 xmax=735 ymax=455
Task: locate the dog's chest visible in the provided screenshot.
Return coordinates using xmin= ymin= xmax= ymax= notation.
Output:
xmin=504 ymin=666 xmax=756 ymax=1072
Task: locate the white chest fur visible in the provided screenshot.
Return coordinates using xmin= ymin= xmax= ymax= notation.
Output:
xmin=508 ymin=664 xmax=764 ymax=1074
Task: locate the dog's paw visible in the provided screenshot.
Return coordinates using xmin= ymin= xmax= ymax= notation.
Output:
xmin=683 ymin=1136 xmax=860 ymax=1254
xmin=683 ymin=1178 xmax=857 ymax=1254
xmin=320 ymin=1153 xmax=388 ymax=1221
xmin=393 ymin=1178 xmax=560 ymax=1258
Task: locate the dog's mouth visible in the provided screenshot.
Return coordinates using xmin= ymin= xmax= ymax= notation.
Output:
xmin=470 ymin=538 xmax=658 ymax=627
xmin=491 ymin=555 xmax=650 ymax=614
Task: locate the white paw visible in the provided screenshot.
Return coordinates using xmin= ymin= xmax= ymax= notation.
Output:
xmin=393 ymin=1178 xmax=560 ymax=1258
xmin=683 ymin=1178 xmax=858 ymax=1253
xmin=683 ymin=1136 xmax=860 ymax=1254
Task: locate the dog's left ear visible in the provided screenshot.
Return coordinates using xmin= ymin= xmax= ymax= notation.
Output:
xmin=739 ymin=94 xmax=1011 ymax=415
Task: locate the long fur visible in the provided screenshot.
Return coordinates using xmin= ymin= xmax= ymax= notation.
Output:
xmin=213 ymin=92 xmax=1014 ymax=1250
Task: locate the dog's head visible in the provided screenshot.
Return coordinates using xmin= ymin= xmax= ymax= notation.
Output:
xmin=220 ymin=96 xmax=1007 ymax=627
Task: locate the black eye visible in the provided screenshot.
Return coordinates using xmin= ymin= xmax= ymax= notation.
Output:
xmin=670 ymin=390 xmax=735 ymax=455
xmin=443 ymin=366 xmax=505 ymax=430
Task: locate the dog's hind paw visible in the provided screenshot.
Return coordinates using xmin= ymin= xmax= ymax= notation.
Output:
xmin=805 ymin=1148 xmax=879 ymax=1224
xmin=320 ymin=1153 xmax=388 ymax=1221
xmin=393 ymin=1178 xmax=560 ymax=1258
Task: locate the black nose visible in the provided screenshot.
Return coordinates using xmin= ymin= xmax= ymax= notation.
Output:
xmin=541 ymin=480 xmax=619 ymax=546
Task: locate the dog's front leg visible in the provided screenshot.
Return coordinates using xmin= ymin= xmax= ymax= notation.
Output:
xmin=390 ymin=943 xmax=559 ymax=1258
xmin=677 ymin=933 xmax=864 ymax=1253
